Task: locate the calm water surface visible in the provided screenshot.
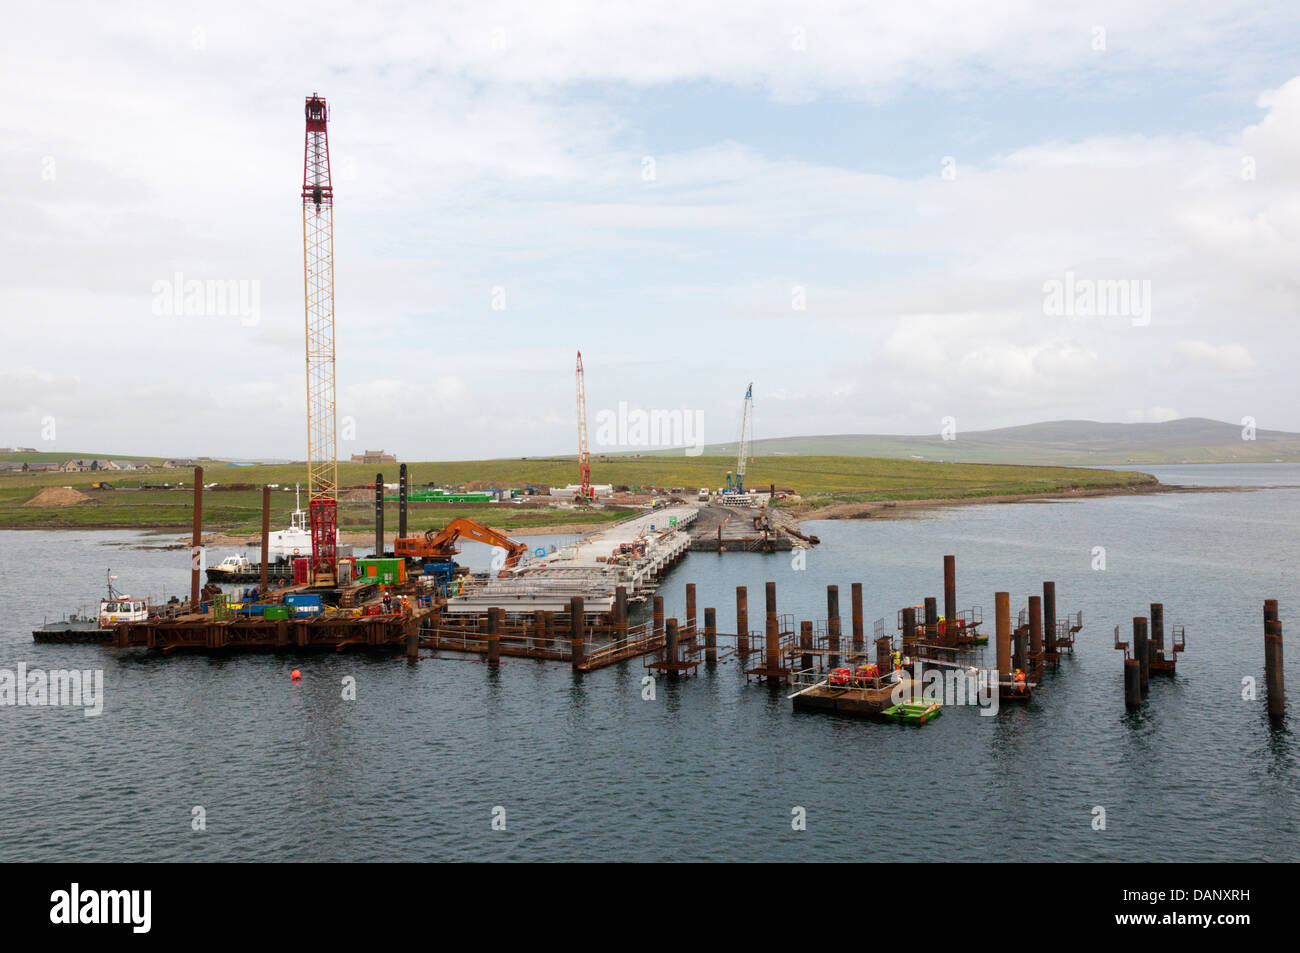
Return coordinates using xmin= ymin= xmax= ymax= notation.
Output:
xmin=1 ymin=464 xmax=1296 ymax=861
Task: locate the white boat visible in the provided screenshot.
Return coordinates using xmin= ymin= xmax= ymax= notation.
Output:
xmin=209 ymin=554 xmax=255 ymax=576
xmin=268 ymin=487 xmax=314 ymax=562
xmin=98 ymin=570 xmax=147 ymax=627
xmin=265 ymin=484 xmax=350 ymax=562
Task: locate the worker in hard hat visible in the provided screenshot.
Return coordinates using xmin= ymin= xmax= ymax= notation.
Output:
xmin=1013 ymin=668 xmax=1027 ymax=693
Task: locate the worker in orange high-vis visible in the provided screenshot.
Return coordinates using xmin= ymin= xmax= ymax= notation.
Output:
xmin=1013 ymin=668 xmax=1027 ymax=693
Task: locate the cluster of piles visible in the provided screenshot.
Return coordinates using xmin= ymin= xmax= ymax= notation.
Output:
xmin=1114 ymin=603 xmax=1186 ymax=709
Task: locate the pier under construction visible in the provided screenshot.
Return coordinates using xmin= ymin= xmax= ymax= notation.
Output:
xmin=445 ymin=505 xmax=695 ymax=615
xmin=42 ymin=471 xmax=1246 ymax=721
xmin=37 ymin=474 xmax=1101 ymax=714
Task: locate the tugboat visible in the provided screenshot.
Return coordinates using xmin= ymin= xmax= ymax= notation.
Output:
xmin=33 ymin=569 xmax=149 ymax=643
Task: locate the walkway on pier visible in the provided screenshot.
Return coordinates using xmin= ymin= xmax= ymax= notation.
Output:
xmin=443 ymin=506 xmax=695 ymax=614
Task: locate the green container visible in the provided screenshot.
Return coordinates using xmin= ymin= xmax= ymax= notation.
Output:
xmin=263 ymin=606 xmax=291 ymax=621
xmin=357 ymin=557 xmax=406 ymax=586
xmin=386 ymin=490 xmax=493 ymax=503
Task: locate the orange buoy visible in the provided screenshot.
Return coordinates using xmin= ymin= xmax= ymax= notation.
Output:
xmin=291 ymin=669 xmax=302 ymax=681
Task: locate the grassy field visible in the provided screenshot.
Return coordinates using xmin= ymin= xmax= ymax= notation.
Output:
xmin=0 ymin=454 xmax=1156 ymax=532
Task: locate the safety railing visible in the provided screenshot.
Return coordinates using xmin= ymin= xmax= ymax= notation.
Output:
xmin=896 ymin=605 xmax=928 ymax=630
xmin=789 ymin=664 xmax=896 ymax=694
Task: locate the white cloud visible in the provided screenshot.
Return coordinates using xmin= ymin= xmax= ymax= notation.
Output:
xmin=1128 ymin=407 xmax=1181 ymax=423
xmin=3 ymin=2 xmax=1300 ymax=456
xmin=1173 ymin=340 xmax=1256 ymax=372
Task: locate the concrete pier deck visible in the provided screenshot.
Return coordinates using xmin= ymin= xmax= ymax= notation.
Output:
xmin=442 ymin=506 xmax=696 ymax=614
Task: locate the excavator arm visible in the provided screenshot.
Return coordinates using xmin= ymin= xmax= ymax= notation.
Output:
xmin=395 ymin=517 xmax=527 ymax=571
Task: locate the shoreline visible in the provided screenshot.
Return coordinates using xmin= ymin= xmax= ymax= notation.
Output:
xmin=786 ymin=480 xmax=1250 ymax=523
xmin=1 ymin=481 xmax=1277 ymax=543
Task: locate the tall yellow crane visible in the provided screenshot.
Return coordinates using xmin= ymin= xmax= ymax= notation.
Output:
xmin=302 ymin=94 xmax=337 ymax=585
xmin=575 ymin=350 xmax=595 ymax=501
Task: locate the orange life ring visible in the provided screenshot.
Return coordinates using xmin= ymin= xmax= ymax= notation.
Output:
xmin=293 ymin=548 xmax=301 ymax=555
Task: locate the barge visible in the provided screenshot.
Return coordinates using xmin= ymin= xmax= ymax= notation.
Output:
xmin=33 ymin=616 xmax=115 ymax=644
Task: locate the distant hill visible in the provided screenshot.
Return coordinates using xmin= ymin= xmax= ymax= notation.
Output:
xmin=0 ymin=450 xmax=179 ymax=465
xmin=701 ymin=418 xmax=1300 ymax=466
xmin=9 ymin=418 xmax=1299 ymax=470
xmin=0 ymin=452 xmax=282 ymax=466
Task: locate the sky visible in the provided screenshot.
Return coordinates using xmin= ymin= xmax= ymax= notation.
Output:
xmin=2 ymin=1 xmax=1299 ymax=460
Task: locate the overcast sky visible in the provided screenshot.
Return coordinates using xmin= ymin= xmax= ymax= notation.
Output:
xmin=3 ymin=1 xmax=1298 ymax=460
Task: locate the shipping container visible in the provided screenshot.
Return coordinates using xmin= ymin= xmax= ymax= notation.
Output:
xmin=384 ymin=490 xmax=492 ymax=503
xmin=356 ymin=557 xmax=406 ymax=586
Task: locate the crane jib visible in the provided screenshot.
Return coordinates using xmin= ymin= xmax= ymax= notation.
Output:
xmin=301 ymin=93 xmax=338 ymax=585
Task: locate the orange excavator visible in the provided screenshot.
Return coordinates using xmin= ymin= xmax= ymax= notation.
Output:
xmin=393 ymin=518 xmax=528 ymax=573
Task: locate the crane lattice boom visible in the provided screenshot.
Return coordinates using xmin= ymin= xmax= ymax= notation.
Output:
xmin=302 ymin=94 xmax=337 ymax=584
xmin=576 ymin=351 xmax=593 ymax=500
xmin=735 ymin=382 xmax=753 ymax=494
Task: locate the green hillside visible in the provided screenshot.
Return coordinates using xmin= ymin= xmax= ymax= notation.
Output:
xmin=0 ymin=455 xmax=1154 ymax=532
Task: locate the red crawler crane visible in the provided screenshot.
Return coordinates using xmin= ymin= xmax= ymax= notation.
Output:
xmin=302 ymin=94 xmax=338 ymax=584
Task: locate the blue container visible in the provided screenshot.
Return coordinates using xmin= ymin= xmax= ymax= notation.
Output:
xmin=423 ymin=563 xmax=454 ymax=581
